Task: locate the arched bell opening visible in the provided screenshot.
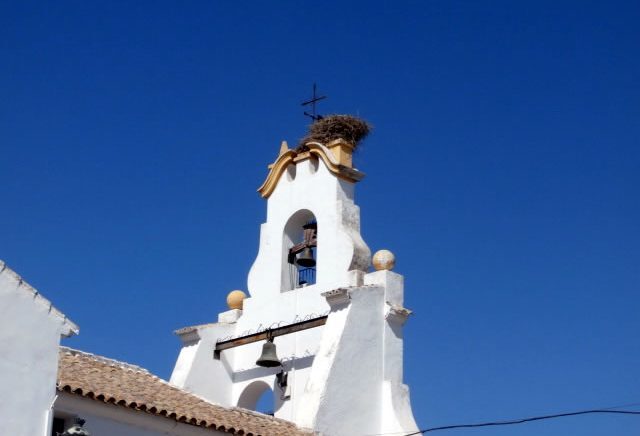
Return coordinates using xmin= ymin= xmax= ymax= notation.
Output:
xmin=237 ymin=380 xmax=275 ymax=414
xmin=255 ymin=387 xmax=276 ymax=416
xmin=281 ymin=209 xmax=318 ymax=292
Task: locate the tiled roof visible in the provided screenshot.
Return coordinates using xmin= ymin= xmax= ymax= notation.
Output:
xmin=57 ymin=347 xmax=311 ymax=436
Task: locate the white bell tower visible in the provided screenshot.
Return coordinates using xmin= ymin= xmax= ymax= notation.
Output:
xmin=170 ymin=119 xmax=420 ymax=436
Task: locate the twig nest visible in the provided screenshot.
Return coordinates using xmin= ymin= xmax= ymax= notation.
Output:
xmin=299 ymin=114 xmax=371 ymax=149
xmin=226 ymin=290 xmax=247 ymax=310
xmin=372 ymin=249 xmax=396 ymax=271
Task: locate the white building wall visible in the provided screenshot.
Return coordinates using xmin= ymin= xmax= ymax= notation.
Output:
xmin=296 ymin=286 xmax=384 ymax=435
xmin=171 ymin=322 xmax=235 ymax=406
xmin=173 ymin=158 xmax=366 ymax=418
xmin=0 ymin=261 xmax=77 ymax=436
xmin=234 ymin=156 xmax=373 ymax=425
xmin=54 ymin=393 xmax=228 ymax=436
xmin=171 ymin=146 xmax=419 ymax=435
xmin=248 ymin=157 xmax=370 ymax=298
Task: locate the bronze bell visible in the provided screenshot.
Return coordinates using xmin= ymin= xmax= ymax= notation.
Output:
xmin=256 ymin=339 xmax=281 ymax=367
xmin=296 ymin=247 xmax=316 ymax=268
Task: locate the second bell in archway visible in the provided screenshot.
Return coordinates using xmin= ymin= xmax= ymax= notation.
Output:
xmin=296 ymin=247 xmax=316 ymax=268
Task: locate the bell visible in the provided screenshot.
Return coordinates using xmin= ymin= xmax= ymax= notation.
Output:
xmin=296 ymin=247 xmax=316 ymax=268
xmin=256 ymin=339 xmax=281 ymax=367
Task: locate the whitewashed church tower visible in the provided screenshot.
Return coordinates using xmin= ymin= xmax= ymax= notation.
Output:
xmin=170 ymin=116 xmax=419 ymax=435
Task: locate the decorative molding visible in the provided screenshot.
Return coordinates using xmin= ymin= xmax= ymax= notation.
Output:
xmin=385 ymin=302 xmax=412 ymax=325
xmin=174 ymin=324 xmax=204 ymax=345
xmin=174 ymin=322 xmax=216 ymax=336
xmin=257 ymin=142 xmax=365 ymax=198
xmin=322 ymin=287 xmax=351 ymax=308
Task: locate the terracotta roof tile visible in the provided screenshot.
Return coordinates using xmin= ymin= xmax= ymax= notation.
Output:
xmin=57 ymin=347 xmax=311 ymax=436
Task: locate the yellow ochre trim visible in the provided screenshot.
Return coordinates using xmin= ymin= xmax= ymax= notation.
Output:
xmin=257 ymin=142 xmax=364 ymax=198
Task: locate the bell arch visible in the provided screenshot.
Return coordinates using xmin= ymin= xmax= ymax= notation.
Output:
xmin=237 ymin=380 xmax=273 ymax=412
xmin=281 ymin=209 xmax=317 ymax=291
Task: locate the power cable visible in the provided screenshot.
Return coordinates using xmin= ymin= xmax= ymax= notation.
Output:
xmin=400 ymin=408 xmax=640 ymax=435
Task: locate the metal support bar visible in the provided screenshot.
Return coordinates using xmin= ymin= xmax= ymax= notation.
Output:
xmin=214 ymin=315 xmax=328 ymax=359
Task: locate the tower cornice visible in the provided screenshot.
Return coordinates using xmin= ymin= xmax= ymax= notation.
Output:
xmin=257 ymin=140 xmax=365 ymax=199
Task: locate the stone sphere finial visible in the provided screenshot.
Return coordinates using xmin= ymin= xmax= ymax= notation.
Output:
xmin=226 ymin=290 xmax=247 ymax=310
xmin=372 ymin=249 xmax=396 ymax=271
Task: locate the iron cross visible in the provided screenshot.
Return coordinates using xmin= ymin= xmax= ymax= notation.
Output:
xmin=301 ymin=83 xmax=327 ymax=121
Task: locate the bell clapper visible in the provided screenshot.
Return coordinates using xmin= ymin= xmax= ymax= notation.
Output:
xmin=276 ymin=370 xmax=288 ymax=388
xmin=277 ymin=370 xmax=291 ymax=400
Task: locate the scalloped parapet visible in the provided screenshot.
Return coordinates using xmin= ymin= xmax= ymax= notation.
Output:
xmin=257 ymin=140 xmax=365 ymax=199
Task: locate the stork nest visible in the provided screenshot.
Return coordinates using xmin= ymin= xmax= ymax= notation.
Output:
xmin=298 ymin=114 xmax=371 ymax=150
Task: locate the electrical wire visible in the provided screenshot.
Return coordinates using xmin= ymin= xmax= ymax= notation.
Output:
xmin=364 ymin=402 xmax=640 ymax=436
xmin=397 ymin=408 xmax=640 ymax=435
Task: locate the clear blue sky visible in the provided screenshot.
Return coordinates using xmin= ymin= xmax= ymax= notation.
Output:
xmin=2 ymin=1 xmax=639 ymax=434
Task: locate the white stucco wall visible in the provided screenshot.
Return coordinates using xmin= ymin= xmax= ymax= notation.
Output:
xmin=171 ymin=149 xmax=419 ymax=435
xmin=295 ymin=277 xmax=418 ymax=436
xmin=54 ymin=393 xmax=228 ymax=436
xmin=296 ymin=286 xmax=384 ymax=434
xmin=0 ymin=260 xmax=77 ymax=436
xmin=171 ymin=279 xmax=333 ymax=421
xmin=248 ymin=156 xmax=370 ymax=298
xmin=172 ymin=157 xmax=366 ymax=419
